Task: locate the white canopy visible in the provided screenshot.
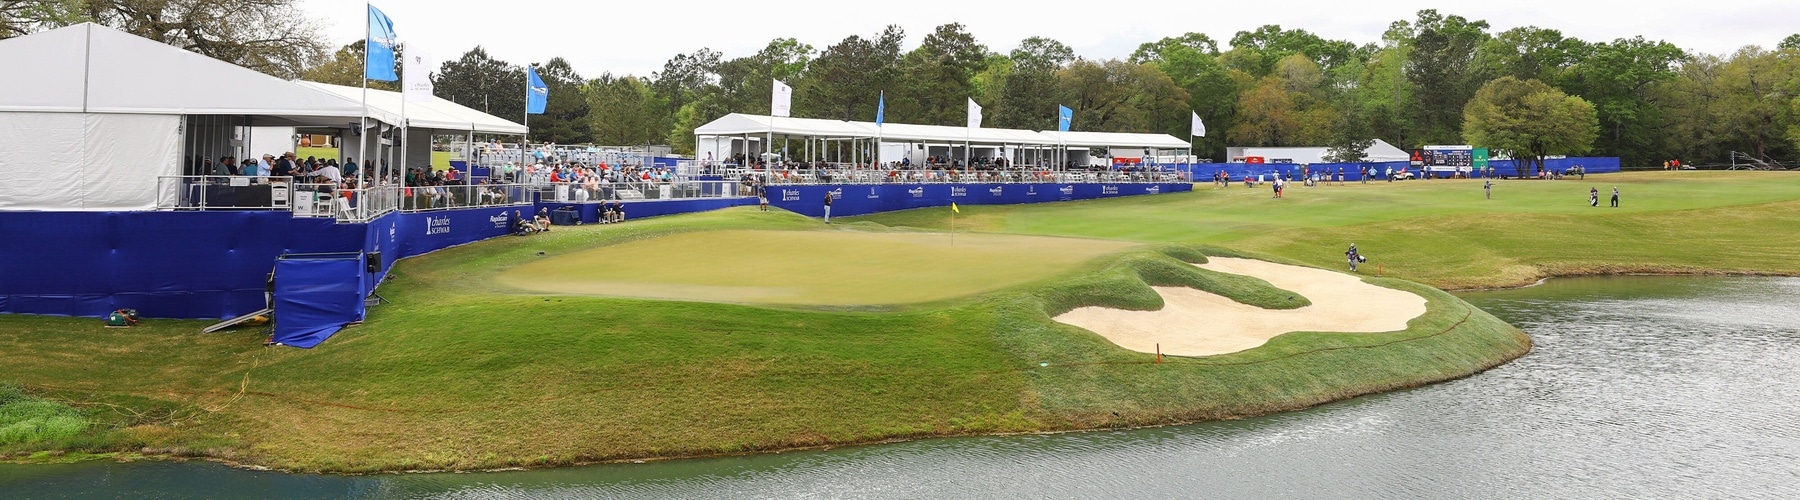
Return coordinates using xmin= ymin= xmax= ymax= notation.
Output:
xmin=1045 ymin=131 xmax=1191 ymax=149
xmin=0 ymin=23 xmax=367 ymax=121
xmin=296 ymin=82 xmax=528 ymax=135
xmin=693 ymin=113 xmax=875 ymax=138
xmin=695 ymin=113 xmax=1186 ymax=149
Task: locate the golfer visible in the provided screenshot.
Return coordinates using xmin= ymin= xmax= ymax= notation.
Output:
xmin=822 ymin=192 xmax=833 ymax=223
xmin=1484 ymin=179 xmax=1492 ymax=199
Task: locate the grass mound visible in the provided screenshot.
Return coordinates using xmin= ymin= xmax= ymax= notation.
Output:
xmin=0 ymin=385 xmax=87 ymax=446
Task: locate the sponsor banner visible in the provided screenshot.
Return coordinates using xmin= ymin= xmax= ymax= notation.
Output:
xmin=766 ymin=182 xmax=1192 ymax=218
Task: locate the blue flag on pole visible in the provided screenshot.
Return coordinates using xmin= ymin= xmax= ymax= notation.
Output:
xmin=365 ymin=5 xmax=398 ymax=82
xmin=1058 ymin=105 xmax=1073 ymax=132
xmin=876 ymin=91 xmax=885 ymax=126
xmin=526 ymin=66 xmax=548 ymax=115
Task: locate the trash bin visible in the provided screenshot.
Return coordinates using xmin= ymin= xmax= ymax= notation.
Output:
xmin=551 ymin=208 xmax=579 ymax=226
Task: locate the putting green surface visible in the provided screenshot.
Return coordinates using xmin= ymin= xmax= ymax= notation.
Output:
xmin=496 ymin=229 xmax=1136 ymax=305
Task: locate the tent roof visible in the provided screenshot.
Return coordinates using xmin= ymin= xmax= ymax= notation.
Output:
xmin=1046 ymin=131 xmax=1191 ymax=149
xmin=0 ymin=23 xmax=367 ymax=120
xmin=693 ymin=113 xmax=875 ymax=138
xmin=295 ymin=82 xmax=528 ymax=135
xmin=695 ymin=113 xmax=1185 ymax=149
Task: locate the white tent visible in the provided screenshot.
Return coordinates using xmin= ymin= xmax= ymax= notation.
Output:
xmin=693 ymin=113 xmax=876 ymax=138
xmin=0 ymin=23 xmax=372 ymax=211
xmin=1046 ymin=131 xmax=1191 ymax=149
xmin=296 ymin=82 xmax=527 ymax=135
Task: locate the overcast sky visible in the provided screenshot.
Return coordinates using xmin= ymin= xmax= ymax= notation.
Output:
xmin=305 ymin=0 xmax=1797 ymax=78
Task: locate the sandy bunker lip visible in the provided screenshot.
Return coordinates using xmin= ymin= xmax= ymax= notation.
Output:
xmin=1055 ymin=257 xmax=1428 ymax=356
xmin=497 ymin=229 xmax=1136 ymax=306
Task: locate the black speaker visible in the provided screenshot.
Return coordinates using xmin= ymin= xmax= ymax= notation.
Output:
xmin=366 ymin=251 xmax=382 ymax=273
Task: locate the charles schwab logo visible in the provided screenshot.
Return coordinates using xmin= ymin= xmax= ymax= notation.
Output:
xmin=828 ymin=188 xmax=843 ymax=200
xmin=1027 ymin=185 xmax=1037 ymax=196
xmin=1102 ymin=186 xmax=1119 ymax=195
xmin=426 ymin=215 xmax=452 ymax=235
xmin=988 ymin=186 xmax=1004 ymax=196
xmin=1146 ymin=185 xmax=1161 ymax=194
xmin=908 ymin=187 xmax=924 ymax=198
xmin=782 ymin=189 xmax=801 ymax=202
xmin=867 ymin=187 xmax=880 ymax=199
xmin=1059 ymin=185 xmax=1074 ymax=195
xmin=950 ymin=187 xmax=967 ymax=197
xmin=487 ymin=214 xmax=508 ymax=229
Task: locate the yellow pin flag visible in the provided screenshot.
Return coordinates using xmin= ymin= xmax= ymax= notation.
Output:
xmin=951 ymin=203 xmax=960 ymax=214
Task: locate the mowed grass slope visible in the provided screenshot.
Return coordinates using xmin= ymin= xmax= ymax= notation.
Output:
xmin=855 ymin=171 xmax=1800 ymax=288
xmin=499 ymin=230 xmax=1136 ymax=306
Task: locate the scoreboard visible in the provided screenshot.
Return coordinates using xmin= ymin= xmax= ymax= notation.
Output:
xmin=1414 ymin=145 xmax=1481 ymax=170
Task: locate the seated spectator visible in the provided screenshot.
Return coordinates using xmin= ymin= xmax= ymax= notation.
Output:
xmin=534 ymin=208 xmax=552 ymax=232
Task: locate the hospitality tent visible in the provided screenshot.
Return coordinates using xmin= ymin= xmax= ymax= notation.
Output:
xmin=694 ymin=112 xmax=1189 ymax=168
xmin=0 ymin=23 xmax=371 ymax=211
xmin=294 ymin=82 xmax=528 ymax=172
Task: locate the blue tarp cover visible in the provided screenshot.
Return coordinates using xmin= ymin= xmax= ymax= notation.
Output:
xmin=271 ymin=255 xmax=365 ymax=348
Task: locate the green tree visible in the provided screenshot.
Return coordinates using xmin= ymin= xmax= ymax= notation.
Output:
xmin=993 ymin=36 xmax=1074 ymax=129
xmin=53 ymin=0 xmax=328 ymax=78
xmin=528 ymin=57 xmax=591 ymax=144
xmin=1561 ymin=36 xmax=1686 ymax=165
xmin=585 ymin=73 xmax=659 ymax=147
xmin=1054 ymin=59 xmax=1191 ymax=134
xmin=301 ymin=40 xmax=399 ymax=91
xmin=1475 ymin=26 xmax=1589 ymax=83
xmin=1140 ymin=33 xmax=1238 ymax=159
xmin=1392 ymin=9 xmax=1491 ymax=145
xmin=433 ymin=46 xmax=526 ymax=123
xmin=1463 ymin=76 xmax=1599 ymax=175
xmin=893 ymin=23 xmax=989 ymax=126
xmin=1223 ymin=25 xmax=1364 ymax=76
xmin=1130 ymin=32 xmax=1220 ymax=63
xmin=805 ymin=25 xmax=904 ymax=121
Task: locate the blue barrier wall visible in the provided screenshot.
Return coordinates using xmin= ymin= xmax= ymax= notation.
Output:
xmin=532 ymin=198 xmax=755 ymax=225
xmin=0 ymin=179 xmax=1190 ymax=321
xmin=1171 ymin=157 xmax=1620 ymax=182
xmin=0 ymin=211 xmax=363 ymax=319
xmin=763 ymin=182 xmax=1192 ymax=218
xmin=271 ymin=254 xmax=366 ymax=348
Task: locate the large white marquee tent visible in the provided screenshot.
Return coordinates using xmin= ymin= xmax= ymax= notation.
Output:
xmin=694 ymin=113 xmax=1191 ymax=167
xmin=0 ymin=23 xmax=526 ymax=212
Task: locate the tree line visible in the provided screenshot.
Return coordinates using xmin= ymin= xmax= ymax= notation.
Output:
xmin=7 ymin=3 xmax=1800 ymax=166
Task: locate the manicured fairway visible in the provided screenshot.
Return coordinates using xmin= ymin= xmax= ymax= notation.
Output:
xmin=856 ymin=171 xmax=1800 ymax=288
xmin=498 ymin=230 xmax=1136 ymax=305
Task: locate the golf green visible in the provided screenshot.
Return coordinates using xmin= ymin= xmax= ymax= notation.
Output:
xmin=496 ymin=229 xmax=1137 ymax=305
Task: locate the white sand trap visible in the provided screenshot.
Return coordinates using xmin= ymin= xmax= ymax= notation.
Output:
xmin=1054 ymin=257 xmax=1428 ymax=356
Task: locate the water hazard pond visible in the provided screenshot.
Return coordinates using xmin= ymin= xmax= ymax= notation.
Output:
xmin=5 ymin=276 xmax=1799 ymax=498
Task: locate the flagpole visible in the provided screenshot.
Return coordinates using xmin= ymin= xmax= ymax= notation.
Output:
xmin=399 ymin=52 xmax=407 ymax=213
xmin=359 ymin=0 xmax=371 ymax=220
xmin=522 ymin=65 xmax=529 ymax=174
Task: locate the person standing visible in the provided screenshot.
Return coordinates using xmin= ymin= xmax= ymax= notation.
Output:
xmin=756 ymin=181 xmax=768 ymax=211
xmin=822 ymin=191 xmax=833 ymax=223
xmin=1610 ymin=186 xmax=1620 ymax=208
xmin=1589 ymin=187 xmax=1599 ymax=207
xmin=1484 ymin=179 xmax=1493 ymax=200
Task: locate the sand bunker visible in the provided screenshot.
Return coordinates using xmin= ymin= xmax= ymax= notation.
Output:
xmin=1053 ymin=257 xmax=1428 ymax=356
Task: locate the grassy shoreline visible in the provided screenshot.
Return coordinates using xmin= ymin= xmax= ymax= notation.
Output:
xmin=2 ymin=171 xmax=1790 ymax=473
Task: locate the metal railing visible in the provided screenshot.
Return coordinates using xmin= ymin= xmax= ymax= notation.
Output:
xmin=538 ymin=180 xmax=745 ymax=203
xmin=159 ymin=176 xmax=534 ymax=222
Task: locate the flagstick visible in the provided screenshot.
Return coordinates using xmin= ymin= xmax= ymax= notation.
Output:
xmin=951 ymin=208 xmax=955 ymax=247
